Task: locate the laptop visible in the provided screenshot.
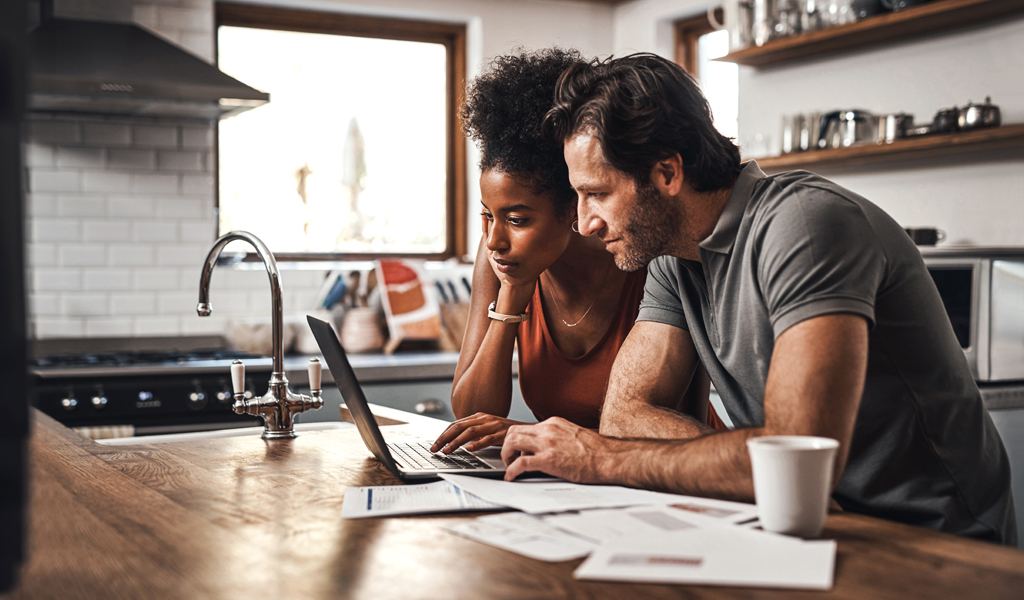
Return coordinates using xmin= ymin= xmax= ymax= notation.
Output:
xmin=307 ymin=315 xmax=506 ymax=480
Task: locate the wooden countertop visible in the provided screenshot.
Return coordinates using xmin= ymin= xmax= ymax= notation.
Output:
xmin=9 ymin=409 xmax=1024 ymax=599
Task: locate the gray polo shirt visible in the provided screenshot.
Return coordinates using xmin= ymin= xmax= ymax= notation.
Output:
xmin=638 ymin=161 xmax=1016 ymax=544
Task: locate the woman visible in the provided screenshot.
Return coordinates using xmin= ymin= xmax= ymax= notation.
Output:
xmin=431 ymin=49 xmax=722 ymax=455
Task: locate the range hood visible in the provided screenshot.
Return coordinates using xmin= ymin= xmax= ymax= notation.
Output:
xmin=29 ymin=18 xmax=269 ymax=120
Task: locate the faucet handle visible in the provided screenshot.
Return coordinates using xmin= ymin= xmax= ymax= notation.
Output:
xmin=308 ymin=358 xmax=323 ymax=407
xmin=231 ymin=360 xmax=245 ymax=399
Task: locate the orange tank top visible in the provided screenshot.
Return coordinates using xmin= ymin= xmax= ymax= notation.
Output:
xmin=516 ymin=270 xmax=647 ymax=429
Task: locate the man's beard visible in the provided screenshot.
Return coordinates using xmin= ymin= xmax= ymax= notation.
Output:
xmin=614 ymin=180 xmax=683 ymax=271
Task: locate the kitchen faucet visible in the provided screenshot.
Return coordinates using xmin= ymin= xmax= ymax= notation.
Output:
xmin=196 ymin=231 xmax=322 ymax=439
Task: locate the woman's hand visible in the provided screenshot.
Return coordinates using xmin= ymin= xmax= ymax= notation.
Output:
xmin=430 ymin=412 xmax=524 ymax=454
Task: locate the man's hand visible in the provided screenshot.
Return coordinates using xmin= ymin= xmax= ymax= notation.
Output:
xmin=501 ymin=417 xmax=620 ymax=482
xmin=430 ymin=412 xmax=523 ymax=454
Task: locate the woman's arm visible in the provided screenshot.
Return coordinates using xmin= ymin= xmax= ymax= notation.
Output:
xmin=448 ymin=236 xmax=534 ymax=419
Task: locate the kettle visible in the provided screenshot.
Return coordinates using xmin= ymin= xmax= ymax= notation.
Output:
xmin=958 ymin=97 xmax=1001 ymax=130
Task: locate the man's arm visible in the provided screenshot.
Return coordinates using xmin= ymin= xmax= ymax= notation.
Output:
xmin=599 ymin=321 xmax=713 ymax=439
xmin=503 ymin=313 xmax=869 ymax=501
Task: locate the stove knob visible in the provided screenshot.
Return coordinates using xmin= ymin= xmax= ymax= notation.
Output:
xmin=91 ymin=395 xmax=108 ymax=409
xmin=216 ymin=387 xmax=233 ymax=403
xmin=189 ymin=388 xmax=208 ymax=410
xmin=61 ymin=396 xmax=78 ymax=411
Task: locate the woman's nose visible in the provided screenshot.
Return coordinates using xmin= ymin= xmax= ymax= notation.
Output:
xmin=485 ymin=222 xmax=509 ymax=252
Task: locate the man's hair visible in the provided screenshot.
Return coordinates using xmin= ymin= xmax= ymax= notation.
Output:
xmin=542 ymin=53 xmax=741 ymax=193
xmin=461 ymin=48 xmax=585 ymax=215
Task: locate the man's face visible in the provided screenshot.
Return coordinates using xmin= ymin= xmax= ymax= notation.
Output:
xmin=564 ymin=132 xmax=683 ymax=271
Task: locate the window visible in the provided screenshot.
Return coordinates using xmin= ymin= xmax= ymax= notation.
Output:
xmin=675 ymin=12 xmax=738 ymax=142
xmin=215 ymin=4 xmax=467 ymax=260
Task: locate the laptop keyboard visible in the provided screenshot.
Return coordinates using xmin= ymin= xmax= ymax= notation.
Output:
xmin=388 ymin=442 xmax=494 ymax=471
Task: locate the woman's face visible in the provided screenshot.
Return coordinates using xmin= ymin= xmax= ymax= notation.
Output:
xmin=480 ymin=169 xmax=574 ymax=286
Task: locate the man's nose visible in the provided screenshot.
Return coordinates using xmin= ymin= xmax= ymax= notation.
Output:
xmin=576 ymin=201 xmax=604 ymax=237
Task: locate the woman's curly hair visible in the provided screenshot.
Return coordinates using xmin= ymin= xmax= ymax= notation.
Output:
xmin=461 ymin=48 xmax=585 ymax=216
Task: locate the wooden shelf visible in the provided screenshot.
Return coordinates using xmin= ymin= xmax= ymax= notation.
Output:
xmin=754 ymin=123 xmax=1024 ymax=173
xmin=717 ymin=0 xmax=1024 ymax=68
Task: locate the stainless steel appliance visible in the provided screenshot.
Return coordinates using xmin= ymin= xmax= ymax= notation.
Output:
xmin=922 ymin=247 xmax=1024 ymax=382
xmin=30 ymin=350 xmax=272 ymax=437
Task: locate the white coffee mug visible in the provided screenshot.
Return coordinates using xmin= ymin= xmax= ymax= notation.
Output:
xmin=747 ymin=436 xmax=839 ymax=538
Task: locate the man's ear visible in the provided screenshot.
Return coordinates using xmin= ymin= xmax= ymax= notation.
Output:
xmin=649 ymin=154 xmax=684 ymax=196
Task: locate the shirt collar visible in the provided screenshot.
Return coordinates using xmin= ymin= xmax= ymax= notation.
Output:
xmin=699 ymin=160 xmax=766 ymax=255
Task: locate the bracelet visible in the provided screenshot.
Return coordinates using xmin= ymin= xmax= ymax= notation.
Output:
xmin=487 ymin=301 xmax=529 ymax=323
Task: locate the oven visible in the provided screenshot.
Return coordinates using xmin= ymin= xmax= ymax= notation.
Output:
xmin=30 ymin=350 xmax=272 ymax=439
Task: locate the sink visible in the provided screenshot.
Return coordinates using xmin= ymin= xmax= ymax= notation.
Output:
xmin=95 ymin=421 xmax=354 ymax=445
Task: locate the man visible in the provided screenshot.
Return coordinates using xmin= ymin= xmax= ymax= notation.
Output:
xmin=501 ymin=53 xmax=1016 ymax=544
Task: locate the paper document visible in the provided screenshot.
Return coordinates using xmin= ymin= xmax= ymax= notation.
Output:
xmin=446 ymin=513 xmax=598 ymax=562
xmin=544 ymin=505 xmax=762 ymax=544
xmin=574 ymin=526 xmax=836 ymax=590
xmin=440 ymin=474 xmax=758 ymax=518
xmin=341 ymin=480 xmax=506 ymax=519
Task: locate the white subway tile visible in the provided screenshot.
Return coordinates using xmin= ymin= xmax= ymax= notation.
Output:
xmin=157 ymin=290 xmax=197 ymax=314
xmin=156 ymin=197 xmax=204 ymax=218
xmin=181 ymin=173 xmax=213 ymax=195
xmin=206 ymin=290 xmax=252 ymax=314
xmin=133 ymin=315 xmax=181 ymax=336
xmin=34 ymin=318 xmax=85 ymax=339
xmin=135 ymin=268 xmax=184 ymax=291
xmin=85 ymin=317 xmax=135 ymax=337
xmin=63 ymin=294 xmax=110 ymax=316
xmin=157 ymin=244 xmax=207 ymax=266
xmin=133 ymin=221 xmax=178 ymax=242
xmin=158 ymin=7 xmax=211 ymax=31
xmin=110 ymin=244 xmax=156 ymax=266
xmin=84 ymin=269 xmax=132 ymax=291
xmin=29 ymin=121 xmax=80 ymax=144
xmin=59 ymin=245 xmax=108 ymax=267
xmin=30 ymin=170 xmax=81 ymax=193
xmin=57 ymin=195 xmax=106 ymax=218
xmin=132 ymin=173 xmax=179 ymax=194
xmin=82 ymin=123 xmax=131 ymax=147
xmin=132 ymin=5 xmax=159 ymax=29
xmin=56 ymin=147 xmax=106 ymax=169
xmin=30 ymin=293 xmax=61 ymax=316
xmin=31 ymin=218 xmax=80 ymax=243
xmin=133 ymin=125 xmax=179 ymax=148
xmin=223 ymin=270 xmax=267 ymax=289
xmin=202 ymin=152 xmax=214 ymax=172
xmin=181 ymin=126 xmax=213 ymax=149
xmin=28 ymin=194 xmax=58 ymax=217
xmin=82 ymin=171 xmax=132 ymax=193
xmin=83 ymin=220 xmax=131 ymax=242
xmin=181 ymin=314 xmax=229 ymax=335
xmin=283 ymin=270 xmax=330 ymax=288
xmin=108 ymin=195 xmax=157 ymax=218
xmin=29 ymin=243 xmax=58 ymax=266
xmin=25 ymin=143 xmax=55 ymax=167
xmin=158 ymin=150 xmax=203 ymax=172
xmin=111 ymin=293 xmax=158 ymax=315
xmin=33 ymin=269 xmax=82 ymax=292
xmin=108 ymin=149 xmax=157 ymax=170
xmin=178 ymin=219 xmax=214 ymax=242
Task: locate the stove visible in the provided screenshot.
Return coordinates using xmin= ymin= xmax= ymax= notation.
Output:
xmin=31 ymin=349 xmax=275 ymax=437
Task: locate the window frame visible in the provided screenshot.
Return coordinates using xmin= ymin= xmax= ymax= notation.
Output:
xmin=674 ymin=10 xmax=719 ymax=76
xmin=215 ymin=3 xmax=468 ymax=261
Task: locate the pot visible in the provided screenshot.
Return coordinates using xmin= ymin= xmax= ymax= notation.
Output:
xmin=876 ymin=113 xmax=913 ymax=143
xmin=932 ymin=107 xmax=958 ymax=134
xmin=958 ymin=96 xmax=1001 ymax=130
xmin=820 ymin=110 xmax=877 ymax=149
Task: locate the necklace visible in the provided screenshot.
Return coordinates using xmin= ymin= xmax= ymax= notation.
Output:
xmin=545 ymin=266 xmax=613 ymax=328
